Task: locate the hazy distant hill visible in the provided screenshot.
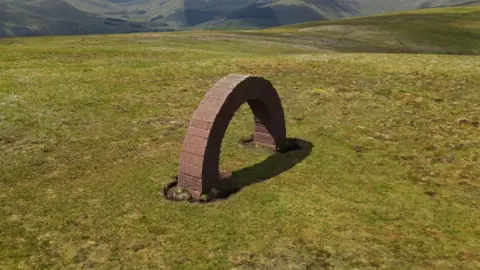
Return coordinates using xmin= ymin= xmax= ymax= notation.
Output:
xmin=1 ymin=0 xmax=479 ymax=37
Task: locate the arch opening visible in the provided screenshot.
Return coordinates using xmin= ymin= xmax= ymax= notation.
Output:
xmin=217 ymin=103 xmax=261 ymax=174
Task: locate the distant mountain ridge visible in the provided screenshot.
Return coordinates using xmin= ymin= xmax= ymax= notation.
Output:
xmin=1 ymin=0 xmax=479 ymax=37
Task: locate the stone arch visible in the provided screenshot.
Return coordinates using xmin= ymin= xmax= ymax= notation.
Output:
xmin=177 ymin=74 xmax=287 ymax=199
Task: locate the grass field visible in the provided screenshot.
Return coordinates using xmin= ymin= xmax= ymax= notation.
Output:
xmin=1 ymin=7 xmax=480 ymax=270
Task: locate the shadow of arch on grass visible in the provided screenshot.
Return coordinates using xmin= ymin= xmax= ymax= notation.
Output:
xmin=217 ymin=138 xmax=314 ymax=198
xmin=165 ymin=138 xmax=314 ymax=203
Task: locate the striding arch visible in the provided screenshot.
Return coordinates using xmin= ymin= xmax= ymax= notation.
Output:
xmin=177 ymin=74 xmax=287 ymax=199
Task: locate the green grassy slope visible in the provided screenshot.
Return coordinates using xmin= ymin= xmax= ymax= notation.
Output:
xmin=1 ymin=6 xmax=480 ymax=270
xmin=267 ymin=6 xmax=480 ymax=54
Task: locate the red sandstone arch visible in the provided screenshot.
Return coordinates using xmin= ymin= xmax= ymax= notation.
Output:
xmin=177 ymin=74 xmax=287 ymax=199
